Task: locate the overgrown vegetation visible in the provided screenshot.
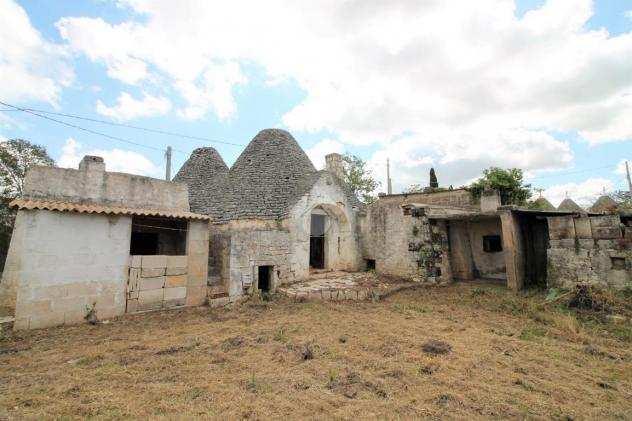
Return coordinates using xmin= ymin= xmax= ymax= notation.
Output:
xmin=468 ymin=167 xmax=532 ymax=205
xmin=341 ymin=153 xmax=380 ymax=204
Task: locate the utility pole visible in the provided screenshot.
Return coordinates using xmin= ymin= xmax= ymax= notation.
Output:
xmin=165 ymin=146 xmax=172 ymax=181
xmin=626 ymin=160 xmax=632 ymax=194
xmin=386 ymin=158 xmax=393 ymax=195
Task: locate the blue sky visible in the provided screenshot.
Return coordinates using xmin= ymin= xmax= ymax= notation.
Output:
xmin=1 ymin=0 xmax=631 ymax=206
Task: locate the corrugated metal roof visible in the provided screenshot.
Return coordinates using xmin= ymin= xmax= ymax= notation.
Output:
xmin=10 ymin=199 xmax=211 ymax=220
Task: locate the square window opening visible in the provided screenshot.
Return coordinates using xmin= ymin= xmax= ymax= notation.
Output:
xmin=483 ymin=235 xmax=503 ymax=253
xmin=611 ymin=257 xmax=626 ymax=270
xmin=365 ymin=259 xmax=376 ymax=270
xmin=130 ymin=216 xmax=187 ymax=255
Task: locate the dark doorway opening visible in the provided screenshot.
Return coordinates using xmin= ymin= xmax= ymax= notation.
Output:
xmin=519 ymin=215 xmax=549 ymax=288
xmin=130 ymin=232 xmax=159 ymax=255
xmin=258 ymin=265 xmax=272 ymax=292
xmin=310 ymin=213 xmax=326 ymax=269
xmin=365 ymin=259 xmax=376 ymax=270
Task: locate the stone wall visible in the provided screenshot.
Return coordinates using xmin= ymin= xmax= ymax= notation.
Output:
xmin=547 ymin=214 xmax=631 ymax=290
xmin=6 ymin=210 xmax=131 ymax=329
xmin=23 ymin=156 xmax=189 ymax=211
xmin=376 ymin=189 xmax=474 ymax=208
xmin=360 ymin=201 xmax=452 ymax=284
xmin=127 ymin=255 xmax=188 ymax=312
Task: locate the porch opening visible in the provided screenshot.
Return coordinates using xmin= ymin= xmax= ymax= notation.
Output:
xmin=129 ymin=216 xmax=187 ymax=255
xmin=447 ymin=216 xmax=507 ymax=283
xmin=258 ymin=265 xmax=272 ymax=292
xmin=309 ymin=211 xmax=326 ymax=269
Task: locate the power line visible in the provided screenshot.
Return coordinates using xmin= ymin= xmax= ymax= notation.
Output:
xmin=0 ymin=105 xmax=245 ymax=147
xmin=528 ymin=164 xmax=618 ymax=181
xmin=0 ymin=100 xmax=187 ymax=154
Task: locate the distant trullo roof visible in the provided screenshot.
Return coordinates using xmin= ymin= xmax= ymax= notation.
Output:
xmin=557 ymin=198 xmax=583 ymax=212
xmin=173 ymin=147 xmax=229 ymax=218
xmin=532 ymin=197 xmax=555 ymax=211
xmin=589 ymin=195 xmax=618 ymax=214
xmin=175 ymin=129 xmax=359 ymax=222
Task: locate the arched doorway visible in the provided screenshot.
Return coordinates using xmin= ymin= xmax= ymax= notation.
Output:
xmin=308 ymin=204 xmax=351 ymax=272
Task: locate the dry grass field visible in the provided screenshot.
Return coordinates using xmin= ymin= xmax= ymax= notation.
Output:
xmin=1 ymin=282 xmax=631 ymax=420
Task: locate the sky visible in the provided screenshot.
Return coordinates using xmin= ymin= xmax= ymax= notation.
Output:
xmin=1 ymin=0 xmax=631 ymax=207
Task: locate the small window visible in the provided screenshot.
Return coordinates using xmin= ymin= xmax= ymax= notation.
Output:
xmin=365 ymin=259 xmax=376 ymax=270
xmin=611 ymin=257 xmax=626 ymax=270
xmin=483 ymin=235 xmax=502 ymax=253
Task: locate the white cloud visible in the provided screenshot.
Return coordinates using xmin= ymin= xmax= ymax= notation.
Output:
xmin=96 ymin=92 xmax=171 ymax=121
xmin=542 ymin=177 xmax=614 ymax=207
xmin=625 ymin=10 xmax=632 ymax=20
xmin=0 ymin=0 xmax=73 ymax=105
xmin=55 ymin=0 xmax=632 ymax=180
xmin=305 ymin=139 xmax=345 ymax=170
xmin=57 ymin=138 xmax=161 ymax=177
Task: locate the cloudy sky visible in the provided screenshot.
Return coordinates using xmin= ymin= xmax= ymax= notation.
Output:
xmin=1 ymin=0 xmax=631 ymax=206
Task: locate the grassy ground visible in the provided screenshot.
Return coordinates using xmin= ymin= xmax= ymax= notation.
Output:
xmin=1 ymin=282 xmax=631 ymax=420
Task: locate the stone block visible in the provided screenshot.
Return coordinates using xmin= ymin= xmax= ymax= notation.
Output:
xmin=128 ymin=268 xmax=140 ymax=293
xmin=578 ymin=239 xmax=596 ymax=249
xmin=127 ymin=289 xmax=139 ymax=300
xmin=597 ymin=240 xmax=617 ymax=250
xmin=141 ymin=255 xmax=167 ymax=269
xmin=166 ymin=274 xmax=187 ymax=288
xmin=138 ymin=289 xmax=163 ymax=311
xmin=166 ymin=266 xmax=187 ymax=276
xmin=574 ymin=217 xmax=592 ymax=239
xmin=29 ymin=312 xmax=65 ymax=330
xmin=625 ymin=227 xmax=632 ymax=242
xmin=607 ymin=270 xmax=630 ymax=289
xmin=167 ymin=255 xmax=187 ymax=269
xmin=590 ymin=215 xmax=622 ymax=240
xmin=126 ymin=298 xmax=139 ymax=313
xmin=139 ymin=276 xmax=165 ymax=290
xmin=185 ymin=285 xmax=207 ymax=306
xmin=164 ymin=287 xmax=187 ymax=300
xmin=548 ymin=216 xmax=576 ymax=240
xmin=141 ymin=267 xmax=165 ymax=278
xmin=129 ymin=255 xmax=142 ymax=268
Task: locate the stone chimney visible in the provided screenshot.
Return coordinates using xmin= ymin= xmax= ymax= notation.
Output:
xmin=79 ymin=156 xmax=106 ymax=200
xmin=480 ymin=189 xmax=501 ymax=212
xmin=325 ymin=153 xmax=344 ymax=180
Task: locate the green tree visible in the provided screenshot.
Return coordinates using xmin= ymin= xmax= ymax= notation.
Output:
xmin=404 ymin=183 xmax=424 ymax=194
xmin=342 ymin=154 xmax=380 ymax=204
xmin=469 ymin=167 xmax=532 ymax=206
xmin=429 ymin=168 xmax=438 ymax=189
xmin=0 ymin=139 xmax=55 ymax=268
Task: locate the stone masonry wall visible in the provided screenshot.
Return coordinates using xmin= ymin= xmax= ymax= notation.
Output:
xmin=547 ymin=214 xmax=631 ymax=290
xmin=126 ymin=255 xmax=188 ymax=313
xmin=8 ymin=210 xmax=131 ymax=330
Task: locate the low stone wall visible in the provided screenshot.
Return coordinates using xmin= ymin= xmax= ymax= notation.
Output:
xmin=547 ymin=215 xmax=631 ymax=289
xmin=127 ymin=255 xmax=188 ymax=312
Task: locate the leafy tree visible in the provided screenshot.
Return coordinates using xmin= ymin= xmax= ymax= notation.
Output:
xmin=342 ymin=154 xmax=380 ymax=204
xmin=468 ymin=167 xmax=532 ymax=206
xmin=609 ymin=190 xmax=632 ymax=210
xmin=404 ymin=183 xmax=424 ymax=194
xmin=0 ymin=139 xmax=54 ymax=269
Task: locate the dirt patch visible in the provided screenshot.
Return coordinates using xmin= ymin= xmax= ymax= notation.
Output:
xmin=421 ymin=339 xmax=452 ymax=355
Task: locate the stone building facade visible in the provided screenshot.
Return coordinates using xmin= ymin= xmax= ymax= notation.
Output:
xmin=0 ymin=156 xmax=210 ymax=329
xmin=175 ymin=129 xmax=363 ymax=301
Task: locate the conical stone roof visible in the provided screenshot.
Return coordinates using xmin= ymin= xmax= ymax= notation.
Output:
xmin=221 ymin=128 xmax=317 ymax=220
xmin=589 ymin=195 xmax=618 ymax=214
xmin=173 ymin=147 xmax=229 ymax=218
xmin=532 ymin=197 xmax=555 ymax=211
xmin=557 ymin=198 xmax=583 ymax=212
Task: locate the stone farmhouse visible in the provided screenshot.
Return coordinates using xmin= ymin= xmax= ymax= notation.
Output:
xmin=0 ymin=128 xmax=630 ymax=330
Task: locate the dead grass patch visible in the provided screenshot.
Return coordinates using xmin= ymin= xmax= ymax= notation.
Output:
xmin=0 ymin=282 xmax=631 ymax=419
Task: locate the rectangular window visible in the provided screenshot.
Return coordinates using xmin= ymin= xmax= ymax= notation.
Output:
xmin=129 ymin=216 xmax=187 ymax=255
xmin=483 ymin=235 xmax=502 ymax=253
